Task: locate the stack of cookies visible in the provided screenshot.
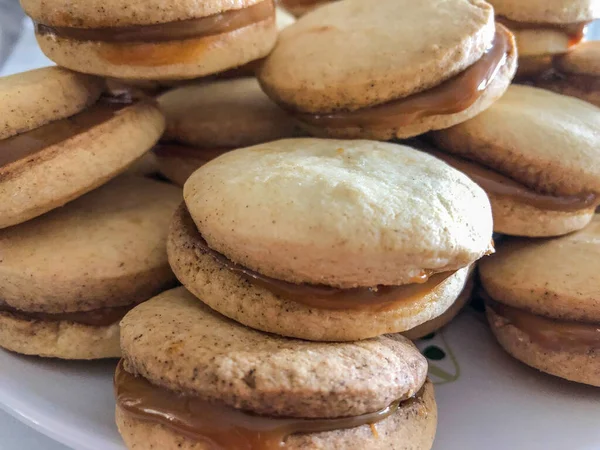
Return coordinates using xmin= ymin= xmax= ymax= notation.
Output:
xmin=1 ymin=0 xmax=599 ymax=447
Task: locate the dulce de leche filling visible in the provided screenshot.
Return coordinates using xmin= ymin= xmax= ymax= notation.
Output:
xmin=295 ymin=28 xmax=511 ymax=129
xmin=0 ymin=300 xmax=134 ymax=327
xmin=179 ymin=207 xmax=456 ymax=311
xmin=35 ymin=1 xmax=275 ymax=43
xmin=486 ymin=298 xmax=600 ymax=353
xmin=0 ymin=98 xmax=133 ymax=168
xmin=496 ymin=16 xmax=588 ymax=47
xmin=115 ymin=360 xmax=407 ymax=449
xmin=427 ymin=150 xmax=598 ymax=212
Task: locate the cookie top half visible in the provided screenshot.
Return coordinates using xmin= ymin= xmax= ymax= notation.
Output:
xmin=0 ymin=176 xmax=181 ymax=313
xmin=480 ymin=215 xmax=600 ymax=322
xmin=488 ymin=0 xmax=600 ymax=23
xmin=430 ymin=85 xmax=600 ymax=197
xmin=183 ymin=138 xmax=493 ymax=288
xmin=259 ymin=0 xmax=495 ymax=113
xmin=120 ymin=287 xmax=427 ymax=418
xmin=554 ymin=41 xmax=600 ymax=76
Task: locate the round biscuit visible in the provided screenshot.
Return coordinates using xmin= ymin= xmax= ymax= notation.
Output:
xmin=488 ymin=0 xmax=600 ymax=23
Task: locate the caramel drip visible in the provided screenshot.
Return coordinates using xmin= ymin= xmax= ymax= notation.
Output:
xmin=35 ymin=1 xmax=275 ymax=43
xmin=153 ymin=143 xmax=231 ymax=162
xmin=496 ymin=16 xmax=588 ymax=46
xmin=0 ymin=99 xmax=131 ymax=168
xmin=179 ymin=207 xmax=456 ymax=311
xmin=486 ymin=299 xmax=600 ymax=352
xmin=426 ymin=149 xmax=598 ymax=212
xmin=115 ymin=361 xmax=403 ymax=450
xmin=0 ymin=300 xmax=134 ymax=327
xmin=296 ymin=28 xmax=510 ymax=129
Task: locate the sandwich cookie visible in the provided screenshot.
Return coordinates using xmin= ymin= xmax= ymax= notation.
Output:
xmin=279 ymin=0 xmax=336 ymax=17
xmin=0 ymin=67 xmax=165 ymax=229
xmin=479 ymin=216 xmax=600 ymax=386
xmin=535 ymin=41 xmax=600 ymax=107
xmin=429 ymin=84 xmax=600 ymax=237
xmin=168 ymin=138 xmax=493 ymax=341
xmin=258 ymin=0 xmax=517 ymax=140
xmin=0 ymin=176 xmax=181 ymax=359
xmin=22 ymin=0 xmax=278 ymax=80
xmin=489 ymin=0 xmax=598 ymax=78
xmin=156 ymin=78 xmax=303 ymax=186
xmin=116 ymin=287 xmax=437 ymax=450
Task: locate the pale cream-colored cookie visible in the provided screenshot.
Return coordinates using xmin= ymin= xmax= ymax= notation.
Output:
xmin=430 ymin=85 xmax=600 ymax=197
xmin=116 ymin=379 xmax=436 ymax=450
xmin=0 ymin=67 xmax=103 ymax=140
xmin=0 ymin=176 xmax=181 ymax=313
xmin=513 ymin=28 xmax=571 ymax=56
xmin=488 ymin=0 xmax=600 ymax=23
xmin=120 ymin=287 xmax=429 ymax=417
xmin=159 ymin=78 xmax=302 ymax=148
xmin=153 ymin=152 xmax=209 ymax=187
xmin=487 ymin=307 xmax=599 ymax=387
xmin=168 ymin=205 xmax=473 ymax=341
xmin=555 ymin=41 xmax=600 ymax=75
xmin=0 ymin=312 xmax=120 ymax=359
xmin=24 ymin=0 xmax=277 ymax=79
xmin=275 ymin=5 xmax=296 ymax=28
xmin=260 ymin=0 xmax=495 ymax=113
xmin=402 ymin=271 xmax=474 ymax=340
xmin=479 ymin=216 xmax=600 ymax=322
xmin=183 ymin=139 xmax=493 ymax=288
xmin=0 ymin=100 xmax=165 ymax=228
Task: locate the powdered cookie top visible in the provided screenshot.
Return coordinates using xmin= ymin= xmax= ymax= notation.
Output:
xmin=120 ymin=287 xmax=428 ymax=418
xmin=554 ymin=41 xmax=600 ymax=75
xmin=0 ymin=176 xmax=181 ymax=313
xmin=159 ymin=78 xmax=302 ymax=149
xmin=0 ymin=67 xmax=102 ymax=140
xmin=430 ymin=85 xmax=600 ymax=197
xmin=488 ymin=0 xmax=600 ymax=23
xmin=184 ymin=138 xmax=492 ymax=288
xmin=479 ymin=216 xmax=600 ymax=322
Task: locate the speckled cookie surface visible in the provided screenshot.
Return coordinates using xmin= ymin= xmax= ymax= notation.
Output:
xmin=0 ymin=175 xmax=181 ymax=313
xmin=258 ymin=0 xmax=495 ymax=113
xmin=488 ymin=0 xmax=600 ymax=23
xmin=159 ymin=78 xmax=303 ymax=148
xmin=22 ymin=0 xmax=266 ymax=26
xmin=0 ymin=101 xmax=165 ymax=228
xmin=0 ymin=312 xmax=120 ymax=359
xmin=168 ymin=204 xmax=472 ymax=341
xmin=430 ymin=85 xmax=600 ymax=197
xmin=116 ymin=380 xmax=437 ymax=450
xmin=183 ymin=139 xmax=493 ymax=288
xmin=0 ymin=66 xmax=103 ymax=140
xmin=121 ymin=287 xmax=428 ymax=418
xmin=554 ymin=41 xmax=600 ymax=75
xmin=479 ymin=215 xmax=600 ymax=322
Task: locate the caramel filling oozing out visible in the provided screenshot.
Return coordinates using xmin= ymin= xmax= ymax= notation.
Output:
xmin=0 ymin=97 xmax=133 ymax=168
xmin=178 ymin=206 xmax=456 ymax=311
xmin=35 ymin=1 xmax=275 ymax=43
xmin=0 ymin=300 xmax=134 ymax=327
xmin=486 ymin=298 xmax=600 ymax=353
xmin=115 ymin=360 xmax=411 ymax=450
xmin=295 ymin=28 xmax=511 ymax=129
xmin=496 ymin=16 xmax=588 ymax=47
xmin=426 ymin=149 xmax=598 ymax=213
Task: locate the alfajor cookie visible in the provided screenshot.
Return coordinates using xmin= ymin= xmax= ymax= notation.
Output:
xmin=535 ymin=41 xmax=600 ymax=107
xmin=22 ymin=0 xmax=278 ymax=80
xmin=168 ymin=138 xmax=493 ymax=341
xmin=0 ymin=67 xmax=165 ymax=229
xmin=479 ymin=216 xmax=600 ymax=387
xmin=258 ymin=0 xmax=517 ymax=140
xmin=116 ymin=287 xmax=437 ymax=449
xmin=279 ymin=0 xmax=336 ymax=17
xmin=429 ymin=84 xmax=600 ymax=237
xmin=489 ymin=0 xmax=599 ymax=78
xmin=155 ymin=77 xmax=303 ymax=186
xmin=0 ymin=176 xmax=181 ymax=359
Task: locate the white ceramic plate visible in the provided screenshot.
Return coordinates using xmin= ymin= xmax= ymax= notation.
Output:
xmin=1 ymin=308 xmax=599 ymax=450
